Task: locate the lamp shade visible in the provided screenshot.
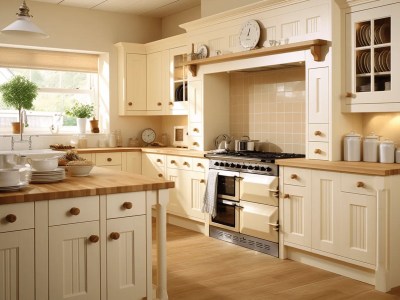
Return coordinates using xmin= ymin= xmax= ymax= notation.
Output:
xmin=1 ymin=1 xmax=49 ymax=39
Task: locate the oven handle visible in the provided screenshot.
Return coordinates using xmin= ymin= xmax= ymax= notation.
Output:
xmin=221 ymin=200 xmax=242 ymax=208
xmin=268 ymin=222 xmax=280 ymax=231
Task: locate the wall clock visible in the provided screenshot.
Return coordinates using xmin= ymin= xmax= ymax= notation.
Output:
xmin=141 ymin=128 xmax=156 ymax=145
xmin=239 ymin=20 xmax=261 ymax=50
xmin=197 ymin=44 xmax=209 ymax=59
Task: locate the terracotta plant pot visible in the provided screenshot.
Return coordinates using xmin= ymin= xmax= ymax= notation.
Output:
xmin=11 ymin=122 xmax=22 ymax=134
xmin=90 ymin=119 xmax=99 ymax=133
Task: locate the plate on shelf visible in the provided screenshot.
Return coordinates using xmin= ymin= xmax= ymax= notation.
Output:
xmin=365 ymin=52 xmax=371 ymax=73
xmin=386 ymin=50 xmax=391 ymax=70
xmin=379 ymin=22 xmax=390 ymax=44
xmin=0 ymin=181 xmax=29 ymax=192
xmin=374 ymin=51 xmax=381 ymax=72
xmin=363 ymin=24 xmax=371 ymax=46
xmin=359 ymin=25 xmax=366 ymax=46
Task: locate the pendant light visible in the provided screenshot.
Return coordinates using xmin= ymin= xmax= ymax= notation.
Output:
xmin=1 ymin=0 xmax=49 ymax=38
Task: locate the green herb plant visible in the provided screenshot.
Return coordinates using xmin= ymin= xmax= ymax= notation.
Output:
xmin=65 ymin=101 xmax=94 ymax=119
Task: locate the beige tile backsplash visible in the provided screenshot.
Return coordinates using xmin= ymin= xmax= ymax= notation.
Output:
xmin=230 ymin=67 xmax=306 ymax=154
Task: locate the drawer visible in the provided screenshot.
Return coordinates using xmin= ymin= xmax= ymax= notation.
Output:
xmin=189 ymin=137 xmax=203 ymax=151
xmin=107 ymin=191 xmax=146 ymax=219
xmin=192 ymin=158 xmax=208 ymax=172
xmin=283 ymin=167 xmax=310 ymax=187
xmin=308 ymin=124 xmax=329 ymax=142
xmin=167 ymin=155 xmax=193 ymax=170
xmin=188 ymin=122 xmax=202 ymax=137
xmin=145 ymin=153 xmax=166 ymax=167
xmin=49 ymin=196 xmax=99 ymax=226
xmin=95 ymin=152 xmax=122 ymax=166
xmin=0 ymin=202 xmax=34 ymax=233
xmin=340 ymin=173 xmax=376 ymax=196
xmin=308 ymin=142 xmax=329 ymax=160
xmin=78 ymin=153 xmax=93 ymax=162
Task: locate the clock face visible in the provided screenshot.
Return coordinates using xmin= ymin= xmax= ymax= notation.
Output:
xmin=197 ymin=44 xmax=208 ymax=59
xmin=239 ymin=20 xmax=261 ymax=50
xmin=141 ymin=128 xmax=156 ymax=144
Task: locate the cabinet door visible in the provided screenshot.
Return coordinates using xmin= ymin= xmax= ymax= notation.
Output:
xmin=308 ymin=67 xmax=329 ymax=123
xmin=49 ymin=221 xmax=100 ymax=300
xmin=126 ymin=54 xmax=146 ymax=111
xmin=339 ymin=192 xmax=376 ymax=265
xmin=311 ymin=171 xmax=341 ymax=255
xmin=166 ymin=168 xmax=186 ymax=216
xmin=141 ymin=153 xmax=165 ymax=180
xmin=186 ymin=171 xmax=206 ymax=221
xmin=147 ymin=52 xmax=163 ymax=111
xmin=124 ymin=152 xmax=142 ymax=174
xmin=282 ymin=184 xmax=312 ymax=248
xmin=169 ymin=46 xmax=189 ymax=114
xmin=0 ymin=229 xmax=34 ymax=300
xmin=188 ymin=80 xmax=203 ymax=123
xmin=345 ymin=4 xmax=400 ymax=108
xmin=107 ymin=216 xmax=147 ymax=300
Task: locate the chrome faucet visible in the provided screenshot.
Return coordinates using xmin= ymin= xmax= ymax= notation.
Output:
xmin=10 ymin=110 xmax=38 ymax=150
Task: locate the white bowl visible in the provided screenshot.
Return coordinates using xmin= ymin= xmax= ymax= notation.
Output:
xmin=28 ymin=157 xmax=59 ymax=172
xmin=67 ymin=165 xmax=93 ymax=177
xmin=0 ymin=169 xmax=21 ymax=187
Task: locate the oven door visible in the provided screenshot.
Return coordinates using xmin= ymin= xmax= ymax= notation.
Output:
xmin=239 ymin=200 xmax=279 ymax=242
xmin=210 ymin=199 xmax=240 ymax=232
xmin=239 ymin=173 xmax=278 ymax=206
xmin=217 ymin=170 xmax=240 ymax=201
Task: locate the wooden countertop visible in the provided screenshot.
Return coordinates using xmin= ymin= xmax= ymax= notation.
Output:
xmin=75 ymin=147 xmax=207 ymax=158
xmin=276 ymin=158 xmax=400 ymax=176
xmin=0 ymin=167 xmax=174 ymax=205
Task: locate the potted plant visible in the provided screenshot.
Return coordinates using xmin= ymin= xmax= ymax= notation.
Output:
xmin=0 ymin=75 xmax=38 ymax=134
xmin=65 ymin=101 xmax=94 ymax=134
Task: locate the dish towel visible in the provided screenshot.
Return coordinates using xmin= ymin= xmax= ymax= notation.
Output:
xmin=202 ymin=169 xmax=219 ymax=218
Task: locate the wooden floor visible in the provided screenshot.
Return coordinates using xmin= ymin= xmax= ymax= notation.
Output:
xmin=154 ymin=223 xmax=400 ymax=300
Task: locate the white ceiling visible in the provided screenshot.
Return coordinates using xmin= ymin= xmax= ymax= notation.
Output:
xmin=30 ymin=0 xmax=201 ymax=18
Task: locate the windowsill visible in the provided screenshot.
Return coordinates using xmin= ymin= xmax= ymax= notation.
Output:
xmin=0 ymin=132 xmax=108 ymax=137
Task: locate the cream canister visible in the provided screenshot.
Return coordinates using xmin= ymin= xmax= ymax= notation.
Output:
xmin=344 ymin=131 xmax=361 ymax=161
xmin=363 ymin=133 xmax=379 ymax=162
xmin=379 ymin=140 xmax=395 ymax=163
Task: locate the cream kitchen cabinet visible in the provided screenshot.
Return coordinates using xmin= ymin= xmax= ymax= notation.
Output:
xmin=166 ymin=156 xmax=207 ymax=222
xmin=188 ymin=80 xmax=204 ymax=150
xmin=94 ymin=152 xmax=123 ymax=171
xmin=0 ymin=202 xmax=35 ymax=300
xmin=141 ymin=153 xmax=166 ymax=180
xmin=168 ymin=46 xmax=189 ymax=115
xmin=147 ymin=50 xmax=169 ymax=113
xmin=344 ymin=2 xmax=400 ymax=112
xmin=115 ymin=43 xmax=147 ymax=115
xmin=123 ymin=152 xmax=142 ymax=174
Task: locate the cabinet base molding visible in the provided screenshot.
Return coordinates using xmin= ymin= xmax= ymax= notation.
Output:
xmin=286 ymin=247 xmax=376 ymax=287
xmin=166 ymin=214 xmax=206 ymax=235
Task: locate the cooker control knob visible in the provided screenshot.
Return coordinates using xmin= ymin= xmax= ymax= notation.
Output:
xmin=230 ymin=163 xmax=235 ymax=168
xmin=224 ymin=163 xmax=230 ymax=167
xmin=266 ymin=167 xmax=272 ymax=172
xmin=241 ymin=165 xmax=247 ymax=169
xmin=260 ymin=167 xmax=266 ymax=171
xmin=214 ymin=162 xmax=220 ymax=166
xmin=247 ymin=166 xmax=254 ymax=170
xmin=254 ymin=166 xmax=260 ymax=170
xmin=236 ymin=164 xmax=241 ymax=168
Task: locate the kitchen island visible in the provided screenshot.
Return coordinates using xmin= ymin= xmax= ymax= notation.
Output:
xmin=0 ymin=167 xmax=174 ymax=300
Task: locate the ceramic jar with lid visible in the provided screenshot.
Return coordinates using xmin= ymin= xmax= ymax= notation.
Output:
xmin=379 ymin=140 xmax=395 ymax=163
xmin=363 ymin=132 xmax=380 ymax=162
xmin=344 ymin=131 xmax=362 ymax=161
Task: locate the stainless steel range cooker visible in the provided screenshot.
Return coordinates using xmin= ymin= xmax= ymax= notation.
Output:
xmin=204 ymin=150 xmax=305 ymax=257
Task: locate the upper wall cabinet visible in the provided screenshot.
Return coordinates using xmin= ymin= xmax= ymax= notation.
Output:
xmin=169 ymin=46 xmax=189 ymax=115
xmin=344 ymin=3 xmax=400 ymax=112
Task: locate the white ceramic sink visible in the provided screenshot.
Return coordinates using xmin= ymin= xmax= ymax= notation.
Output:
xmin=0 ymin=149 xmax=65 ymax=159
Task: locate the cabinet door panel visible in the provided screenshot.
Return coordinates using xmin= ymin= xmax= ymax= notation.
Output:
xmin=141 ymin=153 xmax=165 ymax=180
xmin=147 ymin=52 xmax=163 ymax=111
xmin=166 ymin=168 xmax=185 ymax=216
xmin=49 ymin=221 xmax=100 ymax=300
xmin=187 ymin=171 xmax=206 ymax=221
xmin=188 ymin=80 xmax=203 ymax=123
xmin=107 ymin=216 xmax=146 ymax=300
xmin=0 ymin=230 xmax=34 ymax=300
xmin=127 ymin=54 xmax=146 ymax=111
xmin=308 ymin=67 xmax=329 ymax=123
xmin=282 ymin=184 xmax=311 ymax=248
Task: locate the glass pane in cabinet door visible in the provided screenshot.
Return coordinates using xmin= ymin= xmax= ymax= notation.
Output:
xmin=174 ymin=55 xmax=184 ymax=81
xmin=356 ymin=21 xmax=371 ymax=48
xmin=356 ymin=49 xmax=371 ymax=92
xmin=374 ymin=17 xmax=390 ymax=45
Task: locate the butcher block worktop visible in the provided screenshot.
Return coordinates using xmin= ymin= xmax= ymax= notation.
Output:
xmin=0 ymin=167 xmax=174 ymax=205
xmin=75 ymin=147 xmax=207 ymax=158
xmin=276 ymin=158 xmax=400 ymax=176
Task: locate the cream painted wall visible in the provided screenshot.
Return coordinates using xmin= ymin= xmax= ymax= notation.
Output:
xmin=201 ymin=0 xmax=263 ymax=17
xmin=162 ymin=6 xmax=201 ymax=38
xmin=362 ymin=113 xmax=400 ymax=145
xmin=0 ymin=0 xmax=163 ymax=148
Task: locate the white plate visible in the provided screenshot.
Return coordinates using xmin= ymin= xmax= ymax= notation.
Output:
xmin=364 ymin=51 xmax=371 ymax=73
xmin=359 ymin=25 xmax=367 ymax=46
xmin=374 ymin=51 xmax=381 ymax=72
xmin=374 ymin=24 xmax=381 ymax=44
xmin=387 ymin=50 xmax=391 ymax=70
xmin=363 ymin=24 xmax=371 ymax=45
xmin=379 ymin=23 xmax=390 ymax=44
xmin=0 ymin=181 xmax=29 ymax=192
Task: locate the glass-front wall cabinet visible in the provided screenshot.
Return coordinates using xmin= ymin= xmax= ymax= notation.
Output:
xmin=345 ymin=4 xmax=399 ymax=109
xmin=169 ymin=46 xmax=188 ymax=114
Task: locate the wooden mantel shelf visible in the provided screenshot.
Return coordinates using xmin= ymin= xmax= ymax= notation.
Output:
xmin=186 ymin=39 xmax=328 ymax=76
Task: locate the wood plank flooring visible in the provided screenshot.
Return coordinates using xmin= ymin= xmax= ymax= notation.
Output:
xmin=154 ymin=223 xmax=400 ymax=300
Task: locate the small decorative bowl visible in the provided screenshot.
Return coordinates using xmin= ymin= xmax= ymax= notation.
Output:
xmin=67 ymin=165 xmax=93 ymax=177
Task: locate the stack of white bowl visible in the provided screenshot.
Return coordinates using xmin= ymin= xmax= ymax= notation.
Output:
xmin=0 ymin=154 xmax=31 ymax=190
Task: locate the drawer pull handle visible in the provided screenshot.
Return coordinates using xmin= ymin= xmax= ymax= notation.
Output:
xmin=110 ymin=232 xmax=120 ymax=240
xmin=89 ymin=235 xmax=99 ymax=243
xmin=170 ymin=160 xmax=176 ymax=164
xmin=356 ymin=181 xmax=365 ymax=188
xmin=169 ymin=102 xmax=173 ymax=105
xmin=69 ymin=207 xmax=81 ymax=216
xmin=290 ymin=174 xmax=298 ymax=179
xmin=107 ymin=158 xmax=112 ymax=162
xmin=193 ymin=142 xmax=199 ymax=146
xmin=283 ymin=194 xmax=290 ymax=199
xmin=128 ymin=102 xmax=133 ymax=106
xmin=158 ymin=173 xmax=163 ymax=178
xmin=183 ymin=162 xmax=189 ymax=166
xmin=5 ymin=214 xmax=17 ymax=223
xmin=314 ymin=130 xmax=322 ymax=136
xmin=156 ymin=158 xmax=162 ymax=163
xmin=345 ymin=92 xmax=356 ymax=98
xmin=193 ymin=128 xmax=199 ymax=133
xmin=197 ymin=163 xmax=203 ymax=167
xmin=157 ymin=102 xmax=162 ymax=106
xmin=314 ymin=149 xmax=322 ymax=154
xmin=122 ymin=202 xmax=133 ymax=209
xmin=200 ymin=179 xmax=205 ymax=183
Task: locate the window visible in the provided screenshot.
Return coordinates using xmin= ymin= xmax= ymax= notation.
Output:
xmin=0 ymin=47 xmax=99 ymax=134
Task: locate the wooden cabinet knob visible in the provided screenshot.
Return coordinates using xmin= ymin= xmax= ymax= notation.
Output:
xmin=200 ymin=179 xmax=205 ymax=183
xmin=158 ymin=173 xmax=163 ymax=178
xmin=290 ymin=174 xmax=298 ymax=179
xmin=345 ymin=92 xmax=356 ymax=98
xmin=193 ymin=142 xmax=199 ymax=146
xmin=156 ymin=158 xmax=162 ymax=163
xmin=314 ymin=149 xmax=322 ymax=154
xmin=169 ymin=102 xmax=173 ymax=105
xmin=183 ymin=161 xmax=189 ymax=166
xmin=110 ymin=232 xmax=120 ymax=240
xmin=356 ymin=181 xmax=365 ymax=188
xmin=170 ymin=160 xmax=176 ymax=164
xmin=107 ymin=157 xmax=112 ymax=162
xmin=283 ymin=194 xmax=290 ymax=199
xmin=314 ymin=130 xmax=322 ymax=136
xmin=69 ymin=207 xmax=80 ymax=216
xmin=193 ymin=128 xmax=199 ymax=133
xmin=89 ymin=235 xmax=99 ymax=243
xmin=157 ymin=102 xmax=162 ymax=106
xmin=197 ymin=163 xmax=203 ymax=168
xmin=128 ymin=102 xmax=133 ymax=106
xmin=122 ymin=202 xmax=133 ymax=209
xmin=5 ymin=214 xmax=17 ymax=223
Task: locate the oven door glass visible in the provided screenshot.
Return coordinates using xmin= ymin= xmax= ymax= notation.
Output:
xmin=211 ymin=199 xmax=239 ymax=230
xmin=217 ymin=171 xmax=240 ymax=201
